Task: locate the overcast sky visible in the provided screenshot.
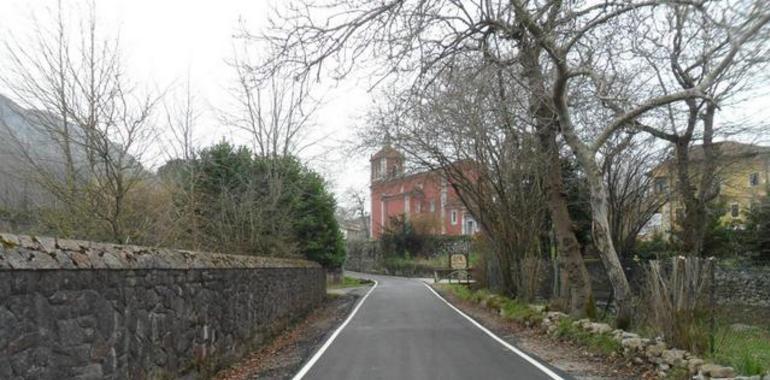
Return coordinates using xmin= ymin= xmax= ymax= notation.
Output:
xmin=0 ymin=0 xmax=376 ymax=206
xmin=1 ymin=0 xmax=768 ymax=209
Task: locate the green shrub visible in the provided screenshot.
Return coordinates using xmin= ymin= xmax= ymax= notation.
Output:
xmin=634 ymin=233 xmax=678 ymax=260
xmin=382 ymin=256 xmax=435 ymax=276
xmin=165 ymin=143 xmax=346 ymax=267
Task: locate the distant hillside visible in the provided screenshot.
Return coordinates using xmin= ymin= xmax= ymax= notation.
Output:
xmin=0 ymin=94 xmax=51 ymax=210
xmin=0 ymin=93 xmax=149 ymax=214
xmin=0 ymin=94 xmax=113 ymax=210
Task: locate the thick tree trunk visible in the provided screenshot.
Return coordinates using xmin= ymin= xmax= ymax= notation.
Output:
xmin=538 ymin=125 xmax=594 ymax=317
xmin=574 ymin=149 xmax=634 ymax=327
xmin=520 ymin=40 xmax=593 ymax=317
xmin=549 ymin=56 xmax=633 ymax=326
xmin=694 ymin=104 xmax=718 ymax=256
xmin=674 ymin=137 xmax=700 ymax=254
xmin=494 ymin=240 xmax=518 ymax=297
xmin=670 ymin=103 xmax=719 ymax=256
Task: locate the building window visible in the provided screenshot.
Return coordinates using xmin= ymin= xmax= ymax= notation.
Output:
xmin=451 ymin=210 xmax=458 ymax=225
xmin=730 ymin=203 xmax=740 ymax=218
xmin=404 ymin=194 xmax=410 ymax=213
xmin=463 ymin=215 xmax=477 ymax=235
xmin=379 ymin=159 xmax=386 ymax=178
xmin=749 ymin=172 xmax=759 ymax=187
xmin=655 ymin=177 xmax=667 ymax=193
xmin=429 ymin=200 xmax=436 ymax=213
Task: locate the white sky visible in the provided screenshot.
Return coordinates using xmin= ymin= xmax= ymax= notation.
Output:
xmin=0 ymin=0 xmax=376 ymax=205
xmin=0 ymin=0 xmax=768 ymax=208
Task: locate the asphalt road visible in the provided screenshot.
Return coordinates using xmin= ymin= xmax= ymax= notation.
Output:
xmin=297 ymin=273 xmax=570 ymax=380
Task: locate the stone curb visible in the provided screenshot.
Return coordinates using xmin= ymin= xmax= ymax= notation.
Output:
xmin=465 ymin=291 xmax=768 ymax=380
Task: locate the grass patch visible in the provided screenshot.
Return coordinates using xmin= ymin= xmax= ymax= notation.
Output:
xmin=442 ymin=283 xmax=475 ymax=301
xmin=441 ymin=285 xmax=542 ymax=325
xmin=665 ymin=367 xmax=690 ymax=380
xmin=328 ymin=276 xmax=373 ymax=289
xmin=706 ymin=324 xmax=770 ymax=375
xmin=442 ymin=284 xmax=625 ymax=359
xmin=499 ymin=299 xmax=543 ymax=325
xmin=631 ymin=307 xmax=770 ymax=376
xmin=554 ymin=319 xmax=621 ymax=355
xmin=443 ymin=284 xmax=618 ymax=355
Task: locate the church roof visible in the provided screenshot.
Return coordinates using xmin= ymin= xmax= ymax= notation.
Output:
xmin=371 ymin=145 xmax=403 ymax=161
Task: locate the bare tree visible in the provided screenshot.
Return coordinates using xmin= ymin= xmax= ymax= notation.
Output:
xmin=342 ymin=186 xmax=371 ymax=239
xmin=611 ymin=3 xmax=770 ymax=255
xmin=253 ymin=0 xmax=603 ymax=315
xmin=158 ymin=77 xmax=203 ymax=249
xmin=222 ymin=42 xmax=321 ymax=159
xmin=163 ymin=74 xmax=199 ymax=162
xmin=602 ymin=136 xmax=668 ymax=258
xmin=360 ymin=65 xmax=589 ymax=302
xmin=508 ymin=0 xmax=769 ymax=324
xmin=255 ymin=0 xmax=769 ymax=323
xmin=0 ymin=1 xmax=159 ymax=243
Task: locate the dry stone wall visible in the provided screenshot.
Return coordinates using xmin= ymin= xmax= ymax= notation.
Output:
xmin=714 ymin=265 xmax=770 ymax=307
xmin=0 ymin=234 xmax=325 ymax=380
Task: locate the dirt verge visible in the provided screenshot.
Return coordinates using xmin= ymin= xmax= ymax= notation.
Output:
xmin=214 ymin=287 xmax=366 ymax=380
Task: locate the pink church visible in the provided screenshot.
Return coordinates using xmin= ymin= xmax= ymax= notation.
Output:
xmin=369 ymin=146 xmax=480 ymax=239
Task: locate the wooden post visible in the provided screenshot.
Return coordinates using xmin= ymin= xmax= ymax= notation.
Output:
xmin=709 ymin=257 xmax=716 ymax=355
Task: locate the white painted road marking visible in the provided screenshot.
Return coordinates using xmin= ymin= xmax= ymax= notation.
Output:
xmin=422 ymin=282 xmax=565 ymax=380
xmin=292 ymin=280 xmax=379 ymax=380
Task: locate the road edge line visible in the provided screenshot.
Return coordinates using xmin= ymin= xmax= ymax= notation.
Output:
xmin=292 ymin=279 xmax=379 ymax=380
xmin=423 ymin=282 xmax=565 ymax=380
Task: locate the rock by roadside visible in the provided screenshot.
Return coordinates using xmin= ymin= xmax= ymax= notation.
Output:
xmin=541 ymin=313 xmax=767 ymax=380
xmin=434 ymin=286 xmax=658 ymax=380
xmin=436 ymin=284 xmax=769 ymax=380
xmin=214 ymin=287 xmax=367 ymax=380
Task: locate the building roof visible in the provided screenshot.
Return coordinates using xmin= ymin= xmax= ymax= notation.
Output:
xmin=371 ymin=145 xmax=403 ymax=161
xmin=687 ymin=141 xmax=770 ymax=161
xmin=651 ymin=141 xmax=770 ymax=175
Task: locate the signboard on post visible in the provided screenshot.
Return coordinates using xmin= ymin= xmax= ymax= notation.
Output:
xmin=450 ymin=254 xmax=468 ymax=270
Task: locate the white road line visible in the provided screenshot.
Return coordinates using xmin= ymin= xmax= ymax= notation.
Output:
xmin=292 ymin=280 xmax=379 ymax=380
xmin=422 ymin=282 xmax=565 ymax=380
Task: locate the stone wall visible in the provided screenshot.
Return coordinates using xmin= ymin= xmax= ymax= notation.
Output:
xmin=344 ymin=240 xmax=382 ymax=273
xmin=0 ymin=234 xmax=325 ymax=380
xmin=715 ymin=265 xmax=770 ymax=307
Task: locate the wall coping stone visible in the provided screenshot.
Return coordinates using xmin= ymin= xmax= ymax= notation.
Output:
xmin=0 ymin=233 xmax=320 ymax=270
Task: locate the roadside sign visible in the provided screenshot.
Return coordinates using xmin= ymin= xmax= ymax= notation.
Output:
xmin=450 ymin=254 xmax=467 ymax=270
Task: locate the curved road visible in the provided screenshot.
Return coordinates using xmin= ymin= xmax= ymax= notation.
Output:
xmin=296 ymin=273 xmax=570 ymax=380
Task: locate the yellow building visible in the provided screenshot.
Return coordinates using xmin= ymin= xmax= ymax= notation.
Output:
xmin=648 ymin=142 xmax=770 ymax=235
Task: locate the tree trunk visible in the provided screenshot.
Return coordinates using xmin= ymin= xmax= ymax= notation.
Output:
xmin=674 ymin=137 xmax=700 ymax=254
xmin=549 ymin=56 xmax=633 ymax=326
xmin=538 ymin=125 xmax=594 ymax=317
xmin=578 ymin=152 xmax=634 ymax=327
xmin=695 ymin=104 xmax=718 ymax=256
xmin=521 ymin=40 xmax=594 ymax=317
xmin=495 ymin=240 xmax=518 ymax=297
